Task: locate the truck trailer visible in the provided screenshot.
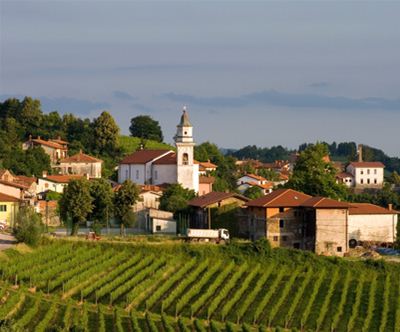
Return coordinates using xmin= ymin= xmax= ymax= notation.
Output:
xmin=185 ymin=228 xmax=230 ymax=244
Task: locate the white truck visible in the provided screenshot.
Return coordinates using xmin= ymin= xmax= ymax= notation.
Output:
xmin=185 ymin=228 xmax=230 ymax=244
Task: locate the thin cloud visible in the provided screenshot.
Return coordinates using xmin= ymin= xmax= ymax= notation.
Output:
xmin=163 ymin=90 xmax=400 ymax=111
xmin=113 ymin=90 xmax=136 ymax=101
xmin=309 ymin=82 xmax=331 ymax=88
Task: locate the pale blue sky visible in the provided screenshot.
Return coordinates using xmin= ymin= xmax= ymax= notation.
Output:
xmin=1 ymin=1 xmax=400 ymax=155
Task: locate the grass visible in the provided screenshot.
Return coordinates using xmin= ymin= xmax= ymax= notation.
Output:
xmin=119 ymin=135 xmax=174 ymax=155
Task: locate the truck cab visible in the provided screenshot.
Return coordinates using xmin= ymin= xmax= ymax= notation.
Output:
xmin=218 ymin=228 xmax=230 ymax=241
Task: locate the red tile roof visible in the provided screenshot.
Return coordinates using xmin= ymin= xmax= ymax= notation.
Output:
xmin=336 ymin=172 xmax=353 ymax=179
xmin=120 ymin=150 xmax=173 ymax=164
xmin=349 ymin=162 xmax=385 ymax=168
xmin=301 ymin=197 xmax=349 ymax=209
xmin=14 ymin=175 xmax=36 ymax=187
xmin=241 ymin=173 xmax=267 ymax=182
xmin=188 ymin=191 xmax=249 ymax=208
xmin=0 ymin=192 xmax=20 ymax=202
xmin=31 ymin=138 xmax=67 ymax=150
xmin=50 ymin=138 xmax=69 ymax=145
xmin=197 ymin=160 xmax=218 ymax=169
xmin=199 ymin=176 xmax=215 ymax=184
xmin=0 ymin=180 xmax=29 ymax=189
xmin=43 ymin=175 xmax=84 ymax=183
xmin=246 ymin=188 xmax=311 ymax=208
xmin=60 ymin=151 xmax=103 ymax=163
xmin=349 ymin=203 xmax=398 ymax=215
xmin=152 ymin=153 xmax=177 ymax=165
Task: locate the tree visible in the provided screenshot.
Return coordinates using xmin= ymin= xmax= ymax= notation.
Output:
xmin=93 ymin=111 xmax=120 ymax=155
xmin=113 ymin=180 xmax=140 ymax=235
xmin=286 ymin=143 xmax=348 ymax=200
xmin=89 ymin=178 xmax=114 ymax=230
xmin=129 ymin=115 xmax=163 ymax=142
xmin=243 ymin=186 xmax=264 ymax=199
xmin=13 ymin=207 xmax=44 ymax=246
xmin=159 ymin=183 xmax=196 ymax=214
xmin=59 ymin=178 xmax=93 ymax=235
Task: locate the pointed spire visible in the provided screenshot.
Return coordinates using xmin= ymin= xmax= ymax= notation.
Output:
xmin=179 ymin=106 xmax=192 ymax=126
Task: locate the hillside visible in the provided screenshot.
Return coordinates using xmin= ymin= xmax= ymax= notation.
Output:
xmin=119 ymin=135 xmax=175 ymax=155
xmin=0 ymin=239 xmax=399 ymax=331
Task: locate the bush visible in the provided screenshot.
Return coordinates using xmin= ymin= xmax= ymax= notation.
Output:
xmin=13 ymin=207 xmax=44 ymax=246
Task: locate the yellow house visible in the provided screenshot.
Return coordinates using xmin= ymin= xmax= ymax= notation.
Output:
xmin=0 ymin=192 xmax=20 ymax=227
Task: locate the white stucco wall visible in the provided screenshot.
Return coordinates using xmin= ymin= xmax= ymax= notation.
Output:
xmin=37 ymin=179 xmax=66 ymax=193
xmin=118 ymin=164 xmax=146 ymax=184
xmin=152 ymin=218 xmax=176 ymax=234
xmin=153 ymin=165 xmax=177 ymax=185
xmin=346 ymin=165 xmax=384 ymax=188
xmin=348 ymin=214 xmax=397 ymax=243
xmin=237 ymin=175 xmax=264 ymax=186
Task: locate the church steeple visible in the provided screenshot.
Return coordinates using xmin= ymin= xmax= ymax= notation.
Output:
xmin=175 ymin=106 xmax=193 ymax=144
xmin=175 ymin=106 xmax=199 ymax=192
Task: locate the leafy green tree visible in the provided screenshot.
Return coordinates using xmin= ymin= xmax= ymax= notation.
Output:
xmin=13 ymin=207 xmax=44 ymax=246
xmin=257 ymin=168 xmax=280 ymax=181
xmin=129 ymin=115 xmax=163 ymax=142
xmin=18 ymin=97 xmax=43 ymax=137
xmin=243 ymin=186 xmax=263 ymax=199
xmin=59 ymin=178 xmax=93 ymax=235
xmin=114 ymin=180 xmax=140 ymax=235
xmin=159 ymin=183 xmax=196 ymax=214
xmin=89 ymin=178 xmax=114 ymax=228
xmin=93 ymin=111 xmax=120 ymax=155
xmin=286 ymin=143 xmax=348 ymax=199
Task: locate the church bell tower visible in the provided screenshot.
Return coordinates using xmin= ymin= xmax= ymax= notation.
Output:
xmin=175 ymin=107 xmax=199 ymax=192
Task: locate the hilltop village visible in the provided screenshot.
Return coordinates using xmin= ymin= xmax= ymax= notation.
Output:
xmin=0 ymin=97 xmax=398 ymax=257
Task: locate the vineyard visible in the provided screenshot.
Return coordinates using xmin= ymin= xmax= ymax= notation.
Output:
xmin=1 ymin=240 xmax=400 ymax=331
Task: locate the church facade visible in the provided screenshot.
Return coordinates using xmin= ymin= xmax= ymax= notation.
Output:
xmin=118 ymin=109 xmax=200 ymax=192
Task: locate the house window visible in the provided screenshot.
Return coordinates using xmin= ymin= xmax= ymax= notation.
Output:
xmin=360 ymin=179 xmax=364 ymax=184
xmin=282 ymin=236 xmax=288 ymax=241
xmin=273 ymin=236 xmax=279 ymax=241
xmin=125 ymin=169 xmax=128 ymax=180
xmin=0 ymin=205 xmax=6 ymax=212
xmin=293 ymin=243 xmax=300 ymax=249
xmin=367 ymin=169 xmax=370 ymax=175
xmin=182 ymin=153 xmax=189 ymax=165
xmin=374 ymin=169 xmax=377 ymax=174
xmin=374 ymin=179 xmax=377 ymax=184
xmin=279 ymin=207 xmax=284 ymax=213
xmin=279 ymin=220 xmax=284 ymax=228
xmin=360 ymin=170 xmax=364 ymax=175
xmin=156 ymin=225 xmax=161 ymax=231
xmin=136 ymin=170 xmax=139 ymax=180
xmin=337 ymin=246 xmax=342 ymax=252
xmin=367 ymin=179 xmax=370 ymax=184
xmin=154 ymin=170 xmax=158 ymax=180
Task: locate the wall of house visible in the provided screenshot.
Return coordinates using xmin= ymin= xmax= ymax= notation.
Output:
xmin=37 ymin=179 xmax=66 ymax=193
xmin=347 ymin=165 xmax=384 ymax=188
xmin=315 ymin=208 xmax=348 ymax=256
xmin=0 ymin=201 xmax=19 ymax=227
xmin=266 ymin=208 xmax=304 ymax=249
xmin=237 ymin=176 xmax=264 ymax=186
xmin=60 ymin=162 xmax=102 ymax=178
xmin=133 ymin=192 xmax=161 ymax=213
xmin=151 ymin=218 xmax=177 ymax=234
xmin=0 ymin=183 xmax=21 ymax=198
xmin=348 ymin=214 xmax=397 ymax=243
xmin=198 ymin=182 xmax=212 ymax=196
xmin=118 ymin=164 xmax=146 ymax=184
xmin=152 ymin=165 xmax=177 ymax=185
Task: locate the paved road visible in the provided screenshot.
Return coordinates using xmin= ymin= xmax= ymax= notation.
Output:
xmin=0 ymin=233 xmax=17 ymax=250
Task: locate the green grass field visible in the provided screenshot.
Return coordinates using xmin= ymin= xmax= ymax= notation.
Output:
xmin=0 ymin=239 xmax=400 ymax=331
xmin=119 ymin=136 xmax=174 ymax=155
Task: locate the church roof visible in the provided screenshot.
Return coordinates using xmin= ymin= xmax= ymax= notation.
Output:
xmin=120 ymin=150 xmax=173 ymax=164
xmin=179 ymin=109 xmax=192 ymax=127
xmin=153 ymin=153 xmax=177 ymax=165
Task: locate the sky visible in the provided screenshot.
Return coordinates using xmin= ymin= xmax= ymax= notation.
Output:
xmin=1 ymin=1 xmax=400 ymax=155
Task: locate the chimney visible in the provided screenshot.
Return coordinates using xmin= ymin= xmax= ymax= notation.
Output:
xmin=358 ymin=144 xmax=363 ymax=162
xmin=388 ymin=203 xmax=393 ymax=211
xmin=38 ymin=135 xmax=41 ymax=140
xmin=29 ymin=134 xmax=32 ymax=141
xmin=42 ymin=171 xmax=47 ymax=178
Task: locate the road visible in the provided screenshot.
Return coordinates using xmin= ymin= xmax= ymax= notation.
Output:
xmin=0 ymin=233 xmax=17 ymax=250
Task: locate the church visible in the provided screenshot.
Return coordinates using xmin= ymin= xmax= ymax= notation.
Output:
xmin=118 ymin=108 xmax=200 ymax=192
